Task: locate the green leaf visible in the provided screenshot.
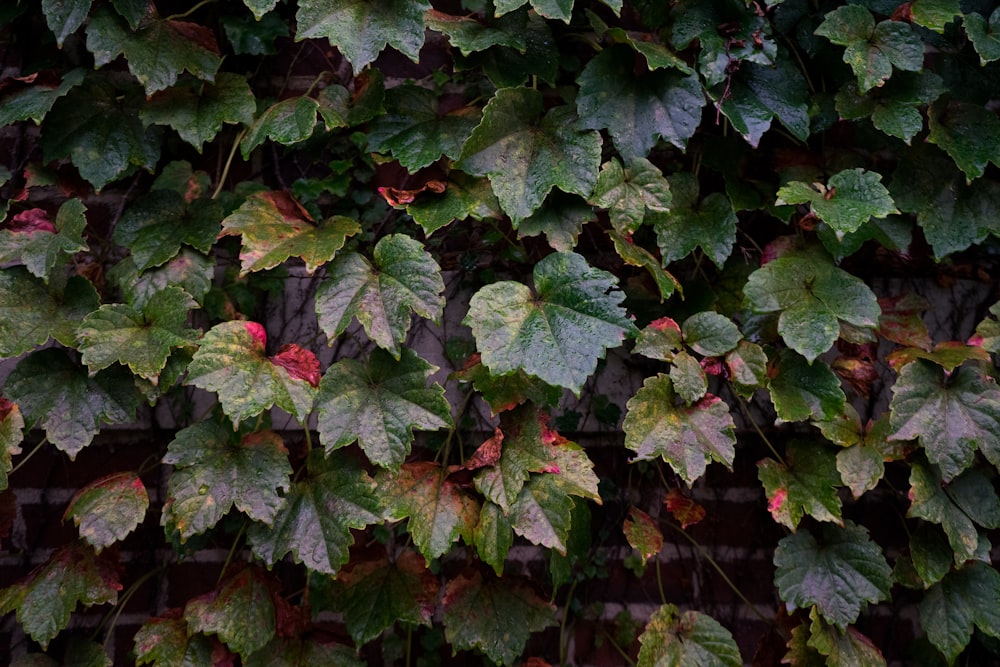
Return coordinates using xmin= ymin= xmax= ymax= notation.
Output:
xmin=888 ymin=359 xmax=1000 ymax=481
xmin=316 ymin=348 xmax=451 ymax=470
xmin=317 ymin=70 xmax=385 ymax=129
xmin=86 ymin=7 xmax=221 ymax=95
xmin=315 ymin=233 xmax=444 ymax=358
xmin=244 ymin=636 xmax=363 ymax=667
xmin=248 ymin=450 xmax=380 ymax=574
xmin=65 ymin=472 xmax=148 ymax=552
xmin=815 ymin=5 xmax=924 ymax=92
xmin=494 ymin=0 xmax=573 ymax=22
xmin=455 ymin=12 xmax=558 ymax=88
xmin=475 ymin=502 xmax=514 ymax=575
xmin=670 ymin=350 xmax=707 ymax=404
xmin=240 ymin=96 xmax=319 ymax=158
xmin=42 ymin=0 xmax=93 ymax=45
xmin=648 ymin=173 xmax=737 ymax=268
xmin=624 ymin=507 xmax=663 ymax=565
xmin=609 ymin=231 xmax=680 ymax=301
xmin=441 ymin=570 xmax=556 ymax=666
xmin=5 ymin=349 xmax=138 ymax=458
xmin=920 ymin=562 xmax=1000 ymax=664
xmin=965 ymin=8 xmax=1000 ymax=64
xmin=186 ymin=321 xmax=318 ymax=427
xmin=452 ymin=360 xmax=561 ymax=415
xmin=911 ymin=0 xmax=960 ymax=33
xmin=972 ymin=301 xmax=1000 ymax=353
xmin=636 ymin=603 xmax=743 ymax=667
xmin=768 ymin=349 xmax=846 ymax=422
xmin=774 ymin=521 xmax=892 ymax=630
xmin=835 ymin=73 xmax=944 ymax=144
xmin=633 ymin=317 xmax=683 ymax=362
xmin=0 ymin=199 xmax=87 ymax=283
xmin=243 ymin=0 xmax=278 ymax=20
xmin=743 ymin=249 xmax=880 ymax=362
xmin=910 ymin=523 xmax=954 ymax=587
xmin=77 ymin=287 xmax=199 ymax=381
xmin=0 ymin=399 xmax=24 ymax=492
xmin=0 ymin=268 xmax=100 ymax=356
xmin=405 ymin=173 xmax=501 ymax=235
xmin=40 ymin=74 xmax=160 ymax=191
xmin=776 ymin=169 xmax=898 ymax=236
xmin=333 ymin=550 xmax=437 ymax=645
xmin=134 ymin=616 xmax=226 ymax=667
xmin=725 ymin=340 xmax=768 ymax=398
xmin=508 ymin=473 xmax=575 ymax=552
xmin=107 ymin=249 xmax=214 ymax=311
xmin=807 ymin=610 xmax=886 ymax=667
xmin=516 ymin=192 xmax=595 ymax=253
xmin=473 ymin=407 xmax=557 ymax=511
xmin=465 ymin=251 xmax=635 ymax=394
xmin=221 ymin=11 xmax=289 ymax=55
xmin=0 ymin=67 xmax=85 ymax=128
xmin=0 ymin=543 xmax=121 ymax=649
xmin=758 ymin=440 xmax=843 ymax=531
xmin=457 ymin=87 xmax=601 ymax=223
xmin=184 ymin=566 xmax=276 ymax=660
xmin=589 ymin=157 xmax=672 ymax=234
xmin=367 ymin=84 xmax=480 ymax=171
xmin=296 ymin=0 xmax=430 ymax=71
xmin=162 ymin=422 xmax=291 ymax=540
xmin=424 ymin=9 xmax=525 ymax=55
xmin=378 ymin=461 xmax=480 ymax=561
xmin=927 ymin=100 xmax=1000 ymax=181
xmin=219 ymin=191 xmax=360 ymax=275
xmin=576 ymin=45 xmax=704 ymax=157
xmin=141 ymin=73 xmax=256 ymax=152
xmin=623 ymin=374 xmax=736 ymax=485
xmin=890 ymin=146 xmax=1000 ymax=257
xmin=682 ymin=311 xmax=741 ymax=357
xmin=62 ymin=636 xmax=113 ymax=667
xmin=112 ymin=190 xmax=222 ymax=271
xmin=907 ymin=460 xmax=1000 ymax=566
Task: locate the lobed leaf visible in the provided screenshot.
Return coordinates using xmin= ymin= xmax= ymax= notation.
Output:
xmin=636 ymin=604 xmax=742 ymax=667
xmin=65 ymin=471 xmax=149 ymax=552
xmin=184 ymin=566 xmax=277 ymax=660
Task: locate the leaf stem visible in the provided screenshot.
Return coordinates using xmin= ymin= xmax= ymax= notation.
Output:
xmin=94 ymin=564 xmax=166 ymax=645
xmin=736 ymin=395 xmax=786 ymax=466
xmin=594 ymin=623 xmax=637 ymax=667
xmin=166 ymin=0 xmax=216 ymax=20
xmin=559 ymin=578 xmax=579 ymax=666
xmin=212 ymin=127 xmax=247 ymax=200
xmin=217 ymin=522 xmax=248 ymax=586
xmin=8 ymin=438 xmax=47 ymax=477
xmin=405 ymin=624 xmax=413 ymax=667
xmin=655 ymin=557 xmax=666 ymax=606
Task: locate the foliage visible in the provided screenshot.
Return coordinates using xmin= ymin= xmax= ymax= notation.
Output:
xmin=2 ymin=0 xmax=1000 ymax=664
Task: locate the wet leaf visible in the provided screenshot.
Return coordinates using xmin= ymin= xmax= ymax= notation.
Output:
xmin=162 ymin=422 xmax=291 ymax=540
xmin=0 ymin=268 xmax=99 ymax=357
xmin=920 ymin=562 xmax=1000 ymax=664
xmin=424 ymin=9 xmax=525 ymax=55
xmin=465 ymin=252 xmax=635 ymax=394
xmin=682 ymin=311 xmax=741 ymax=357
xmin=589 ymin=157 xmax=672 ymax=234
xmin=184 ymin=566 xmax=277 ymax=660
xmin=758 ymin=440 xmax=843 ymax=531
xmin=141 ymin=73 xmax=256 ymax=152
xmin=42 ymin=0 xmax=93 ymax=45
xmin=441 ymin=570 xmax=557 ymax=666
xmin=474 ymin=406 xmax=557 ymax=511
xmin=624 ymin=507 xmax=663 ymax=564
xmin=314 ymin=233 xmax=444 ymax=359
xmin=768 ymin=349 xmax=846 ymax=422
xmin=134 ymin=615 xmax=231 ymax=667
xmin=648 ymin=173 xmax=737 ymax=268
xmin=494 ymin=0 xmax=573 ymax=22
xmin=806 ymin=610 xmax=886 ymax=666
xmin=0 ymin=198 xmax=88 ymax=282
xmin=636 ymin=603 xmax=742 ymax=667
xmin=240 ymin=96 xmax=319 ymax=157
xmin=776 ymin=169 xmax=897 ymax=236
xmin=316 ymin=348 xmax=451 ymax=470
xmin=65 ymin=471 xmax=148 ymax=552
xmin=112 ymin=190 xmax=222 ymax=271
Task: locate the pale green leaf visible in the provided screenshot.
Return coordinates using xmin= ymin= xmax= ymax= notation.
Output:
xmin=589 ymin=157 xmax=672 ymax=234
xmin=758 ymin=440 xmax=843 ymax=531
xmin=637 ymin=604 xmax=742 ymax=667
xmin=65 ymin=472 xmax=148 ymax=552
xmin=776 ymin=169 xmax=898 ymax=236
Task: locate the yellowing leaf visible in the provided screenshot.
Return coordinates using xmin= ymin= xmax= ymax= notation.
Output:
xmin=64 ymin=472 xmax=148 ymax=552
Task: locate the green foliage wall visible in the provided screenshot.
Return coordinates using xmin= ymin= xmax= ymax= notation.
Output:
xmin=2 ymin=0 xmax=1000 ymax=664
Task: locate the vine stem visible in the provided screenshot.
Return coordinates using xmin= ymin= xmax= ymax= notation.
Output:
xmin=166 ymin=0 xmax=216 ymax=20
xmin=594 ymin=623 xmax=637 ymax=667
xmin=664 ymin=522 xmax=772 ymax=625
xmin=93 ymin=565 xmax=166 ymax=645
xmin=559 ymin=578 xmax=579 ymax=666
xmin=736 ymin=394 xmax=786 ymax=467
xmin=211 ymin=128 xmax=248 ymax=200
xmin=217 ymin=522 xmax=248 ymax=586
xmin=8 ymin=438 xmax=47 ymax=477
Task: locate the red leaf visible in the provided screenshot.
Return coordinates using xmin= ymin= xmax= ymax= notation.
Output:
xmin=170 ymin=20 xmax=221 ymax=55
xmin=0 ymin=397 xmax=15 ymax=421
xmin=378 ymin=180 xmax=447 ymax=207
xmin=760 ymin=235 xmax=798 ymax=265
xmin=767 ymin=487 xmax=788 ymax=516
xmin=664 ymin=488 xmax=706 ymax=528
xmin=878 ymin=293 xmax=932 ymax=351
xmin=649 ymin=316 xmax=681 ymax=334
xmin=8 ymin=208 xmax=55 ymax=233
xmin=269 ymin=344 xmax=321 ymax=387
xmin=244 ymin=321 xmax=267 ymax=349
xmin=465 ymin=427 xmax=503 ymax=470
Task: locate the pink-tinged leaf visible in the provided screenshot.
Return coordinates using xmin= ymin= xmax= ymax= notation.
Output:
xmin=877 ymin=293 xmax=932 ymax=350
xmin=245 ymin=321 xmax=267 ymax=348
xmin=0 ymin=199 xmax=88 ymax=282
xmin=474 ymin=404 xmax=556 ymax=511
xmin=441 ymin=570 xmax=557 ymax=666
xmin=184 ymin=566 xmax=277 ymax=660
xmin=0 ymin=542 xmax=121 ymax=649
xmin=0 ymin=398 xmax=24 ymax=492
xmin=632 ymin=317 xmax=683 ymax=361
xmin=378 ymin=461 xmax=481 ymax=561
xmin=465 ymin=427 xmax=504 ymax=470
xmin=64 ymin=471 xmax=149 ymax=552
xmin=664 ymin=488 xmax=706 ymax=528
xmin=269 ymin=344 xmax=321 ymax=387
xmin=450 ymin=354 xmax=561 ymax=415
xmin=624 ymin=507 xmax=663 ymax=564
xmin=333 ymin=549 xmax=439 ymax=645
xmin=886 ymin=341 xmax=990 ymax=372
xmin=9 ymin=208 xmax=55 ymax=233
xmin=134 ymin=613 xmax=235 ymax=667
xmin=758 ymin=440 xmax=843 ymax=531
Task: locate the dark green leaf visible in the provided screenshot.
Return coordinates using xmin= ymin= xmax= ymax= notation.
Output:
xmin=141 ymin=73 xmax=256 ymax=152
xmin=889 ymin=359 xmax=1000 ymax=481
xmin=910 ymin=523 xmax=953 ymax=588
xmin=113 ymin=190 xmax=221 ymax=271
xmin=0 ymin=269 xmax=99 ymax=355
xmin=682 ymin=311 xmax=741 ymax=357
xmin=624 ymin=374 xmax=736 ymax=485
xmin=911 ymin=0 xmax=960 ymax=33
xmin=296 ymin=0 xmax=430 ymax=71
xmin=455 ymin=12 xmax=557 ymax=88
xmin=758 ymin=440 xmax=843 ymax=531
xmin=744 ymin=249 xmax=880 ymax=362
xmin=162 ymin=422 xmax=291 ymax=540
xmin=441 ymin=570 xmax=556 ymax=666
xmin=577 ymin=45 xmax=704 ymax=158
xmin=0 ymin=200 xmax=87 ymax=283
xmin=458 ymin=87 xmax=601 ymax=222
xmin=670 ymin=350 xmax=707 ymax=404
xmin=424 ymin=9 xmax=525 ymax=55
xmin=0 ymin=543 xmax=120 ymax=649
xmin=452 ymin=360 xmax=561 ymax=415
xmin=317 ymin=70 xmax=385 ymax=129
xmin=965 ymin=8 xmax=1000 ymax=64
xmin=405 ymin=173 xmax=501 ymax=235
xmin=648 ymin=173 xmax=737 ymax=268
xmin=0 ymin=399 xmax=24 ymax=492
xmin=475 ymin=502 xmax=514 ymax=575
xmin=65 ymin=472 xmax=148 ymax=552
xmin=221 ymin=12 xmax=289 ymax=55
xmin=42 ymin=0 xmax=93 ymax=46
xmin=186 ymin=321 xmax=318 ymax=427
xmin=776 ymin=169 xmax=898 ymax=236
xmin=240 ymin=96 xmax=319 ymax=158
xmin=517 ymin=192 xmax=595 ymax=253
xmin=219 ymin=191 xmax=360 ymax=274
xmin=378 ymin=461 xmax=480 ymax=560
xmin=609 ymin=231 xmax=680 ymax=300
xmin=248 ymin=450 xmax=380 ymax=574
xmin=473 ymin=407 xmax=557 ymax=511
xmin=110 ymin=0 xmax=149 ymax=29
xmin=315 ymin=233 xmax=444 ymax=358
xmin=86 ymin=7 xmax=221 ymax=95
xmin=589 ymin=157 xmax=672 ymax=234
xmin=768 ymin=349 xmax=846 ymax=422
xmin=316 ymin=348 xmax=451 ymax=470
xmin=636 ymin=604 xmax=743 ymax=667
xmin=107 ymin=249 xmax=214 ymax=310
xmin=40 ymin=74 xmax=160 ymax=191
xmin=134 ymin=616 xmax=227 ymax=667
xmin=494 ymin=0 xmax=572 ymax=22
xmin=334 ymin=549 xmax=438 ymax=645
xmin=367 ymin=84 xmax=480 ymax=171
xmin=465 ymin=252 xmax=635 ymax=394
xmin=245 ymin=636 xmax=363 ymax=667
xmin=774 ymin=521 xmax=892 ymax=629
xmin=907 ymin=460 xmax=1000 ymax=566
xmin=927 ymin=100 xmax=1000 ymax=181
xmin=807 ymin=610 xmax=886 ymax=667
xmin=184 ymin=566 xmax=276 ymax=660
xmin=5 ymin=349 xmax=138 ymax=458
xmin=920 ymin=563 xmax=1000 ymax=664
xmin=0 ymin=68 xmax=85 ymax=128
xmin=835 ymin=72 xmax=943 ymax=144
